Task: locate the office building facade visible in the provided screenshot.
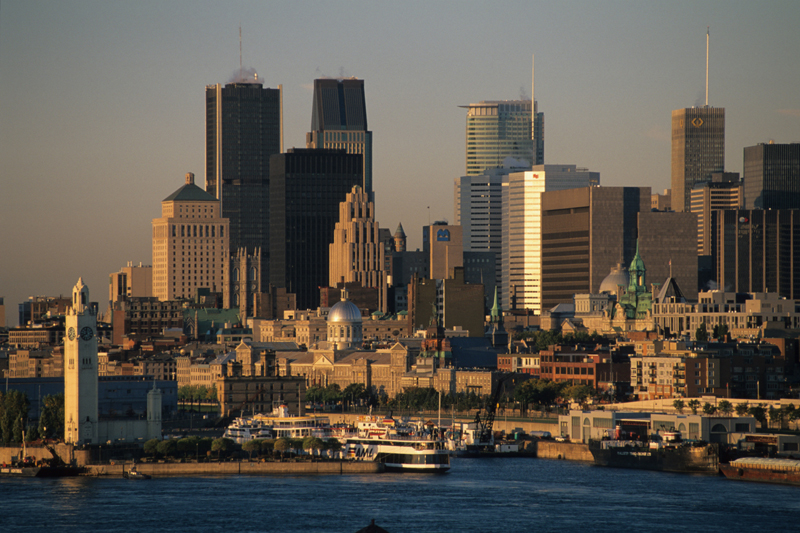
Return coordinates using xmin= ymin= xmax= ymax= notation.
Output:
xmin=152 ymin=173 xmax=230 ymax=301
xmin=714 ymin=209 xmax=800 ymax=300
xmin=462 ymin=100 xmax=543 ymax=176
xmin=305 ymin=78 xmax=372 ymax=194
xmin=690 ymin=172 xmax=742 ymax=255
xmin=671 ymin=107 xmax=725 ymax=212
xmin=743 ymin=143 xmax=800 ymax=210
xmin=503 ymin=165 xmax=600 ymax=313
xmin=269 ymin=149 xmax=363 ymax=311
xmin=205 ymin=78 xmax=283 ymax=284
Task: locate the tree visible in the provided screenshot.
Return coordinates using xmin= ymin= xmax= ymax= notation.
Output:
xmin=38 ymin=393 xmax=64 ymax=440
xmin=303 ymin=436 xmax=325 ymax=459
xmin=702 ymin=402 xmax=717 ymax=416
xmin=717 ymin=400 xmax=733 ymax=416
xmin=177 ymin=436 xmax=200 ymax=457
xmin=0 ymin=390 xmax=30 ymax=444
xmin=243 ymin=439 xmax=261 ymax=460
xmin=748 ymin=404 xmax=767 ymax=428
xmin=260 ymin=439 xmax=275 ymax=456
xmin=143 ymin=438 xmax=160 ymax=456
xmin=325 ymin=438 xmax=343 ymax=458
xmin=768 ymin=405 xmax=783 ymax=429
xmin=156 ymin=438 xmax=178 ymax=458
xmin=274 ymin=437 xmax=291 ymax=459
xmin=672 ymin=399 xmax=685 ymax=414
xmin=735 ymin=402 xmax=749 ymax=417
xmin=687 ymin=399 xmax=701 ymax=415
xmin=562 ymin=384 xmax=594 ymax=409
xmin=211 ymin=437 xmax=235 ymax=460
xmin=695 ymin=322 xmax=709 ymax=342
xmin=343 ymin=383 xmax=367 ymax=410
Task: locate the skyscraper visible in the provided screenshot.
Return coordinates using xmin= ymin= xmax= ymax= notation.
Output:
xmin=329 ymin=185 xmax=387 ymax=313
xmin=503 ymin=165 xmax=599 ymax=313
xmin=690 ymin=172 xmax=742 ymax=255
xmin=205 ymin=74 xmax=283 ymax=284
xmin=306 ymin=78 xmax=372 ymax=194
xmin=462 ymin=58 xmax=544 ymax=175
xmin=269 ymin=149 xmax=363 ymax=310
xmin=152 ymin=173 xmax=230 ymax=301
xmin=743 ymin=142 xmax=800 ymax=210
xmin=670 ymin=107 xmax=725 ymax=212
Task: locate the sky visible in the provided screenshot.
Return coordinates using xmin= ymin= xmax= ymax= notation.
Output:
xmin=1 ymin=0 xmax=799 ymax=327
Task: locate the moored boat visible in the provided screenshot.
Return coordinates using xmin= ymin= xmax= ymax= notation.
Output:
xmin=223 ymin=404 xmax=331 ymax=444
xmin=588 ymin=429 xmax=718 ymax=474
xmin=720 ymin=457 xmax=800 ymax=486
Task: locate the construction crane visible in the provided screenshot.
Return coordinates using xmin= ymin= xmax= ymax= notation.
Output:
xmin=473 ymin=375 xmax=516 ymax=449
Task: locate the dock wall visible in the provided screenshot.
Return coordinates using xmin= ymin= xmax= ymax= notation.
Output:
xmin=85 ymin=460 xmax=382 ymax=477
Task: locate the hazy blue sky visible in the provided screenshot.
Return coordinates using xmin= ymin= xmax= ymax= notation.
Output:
xmin=1 ymin=1 xmax=798 ymax=326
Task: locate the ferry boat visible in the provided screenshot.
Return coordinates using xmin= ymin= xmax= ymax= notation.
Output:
xmin=223 ymin=404 xmax=330 ymax=444
xmin=588 ymin=429 xmax=718 ymax=474
xmin=720 ymin=457 xmax=800 ymax=486
xmin=340 ymin=415 xmax=450 ymax=473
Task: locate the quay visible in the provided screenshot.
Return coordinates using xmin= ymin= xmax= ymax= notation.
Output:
xmin=84 ymin=460 xmax=383 ymax=477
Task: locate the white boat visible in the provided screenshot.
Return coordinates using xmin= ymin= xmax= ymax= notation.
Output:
xmin=340 ymin=415 xmax=450 ymax=473
xmin=223 ymin=404 xmax=330 ymax=444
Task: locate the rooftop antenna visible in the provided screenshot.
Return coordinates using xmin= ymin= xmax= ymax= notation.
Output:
xmin=239 ymin=25 xmax=243 ymax=78
xmin=705 ymin=26 xmax=709 ymax=106
xmin=531 ymin=54 xmax=535 ymax=140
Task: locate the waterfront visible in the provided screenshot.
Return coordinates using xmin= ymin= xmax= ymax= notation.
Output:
xmin=1 ymin=457 xmax=797 ymax=532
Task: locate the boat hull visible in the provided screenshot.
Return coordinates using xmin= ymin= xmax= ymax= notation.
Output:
xmin=589 ymin=441 xmax=718 ymax=474
xmin=344 ymin=440 xmax=450 ymax=473
xmin=0 ymin=466 xmax=83 ymax=477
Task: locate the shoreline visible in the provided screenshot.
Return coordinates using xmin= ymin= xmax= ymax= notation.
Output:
xmin=83 ymin=459 xmax=383 ymax=477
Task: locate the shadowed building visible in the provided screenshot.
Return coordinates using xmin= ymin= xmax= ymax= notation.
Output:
xmin=744 ymin=142 xmax=800 ymax=210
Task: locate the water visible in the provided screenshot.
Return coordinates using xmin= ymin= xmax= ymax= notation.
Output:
xmin=1 ymin=458 xmax=797 ymax=532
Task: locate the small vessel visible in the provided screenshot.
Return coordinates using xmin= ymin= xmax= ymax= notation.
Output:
xmin=588 ymin=427 xmax=718 ymax=474
xmin=340 ymin=415 xmax=450 ymax=473
xmin=0 ymin=440 xmax=83 ymax=478
xmin=720 ymin=457 xmax=800 ymax=486
xmin=124 ymin=468 xmax=151 ymax=480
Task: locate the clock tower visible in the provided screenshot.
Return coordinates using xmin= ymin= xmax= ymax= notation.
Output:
xmin=64 ymin=278 xmax=98 ymax=444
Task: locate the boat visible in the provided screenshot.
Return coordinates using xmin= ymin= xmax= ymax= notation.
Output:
xmin=720 ymin=457 xmax=800 ymax=486
xmin=339 ymin=415 xmax=450 ymax=473
xmin=223 ymin=403 xmax=331 ymax=444
xmin=588 ymin=429 xmax=718 ymax=474
xmin=123 ymin=468 xmax=151 ymax=480
xmin=0 ymin=440 xmax=83 ymax=478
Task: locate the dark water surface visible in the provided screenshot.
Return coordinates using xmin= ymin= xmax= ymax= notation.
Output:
xmin=1 ymin=457 xmax=797 ymax=532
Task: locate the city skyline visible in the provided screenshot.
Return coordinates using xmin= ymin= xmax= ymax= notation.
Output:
xmin=2 ymin=1 xmax=799 ymax=326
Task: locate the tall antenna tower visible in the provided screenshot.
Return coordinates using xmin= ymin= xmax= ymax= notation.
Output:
xmin=705 ymin=26 xmax=709 ymax=106
xmin=531 ymin=54 xmax=535 ymax=140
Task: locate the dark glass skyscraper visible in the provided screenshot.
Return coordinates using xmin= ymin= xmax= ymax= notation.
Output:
xmin=205 ymin=78 xmax=283 ymax=284
xmin=743 ymin=142 xmax=800 ymax=210
xmin=305 ymin=78 xmax=372 ymax=195
xmin=269 ymin=149 xmax=363 ymax=310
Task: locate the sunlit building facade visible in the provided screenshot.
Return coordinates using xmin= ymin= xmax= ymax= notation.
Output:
xmin=502 ymin=165 xmax=599 ymax=313
xmin=671 ymin=107 xmax=725 ymax=212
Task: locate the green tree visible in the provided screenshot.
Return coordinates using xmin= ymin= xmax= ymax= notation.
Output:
xmin=783 ymin=404 xmax=797 ymax=424
xmin=211 ymin=437 xmax=235 ymax=460
xmin=143 ymin=438 xmax=160 ymax=456
xmin=343 ymin=383 xmax=367 ymax=410
xmin=38 ymin=393 xmax=64 ymax=440
xmin=325 ymin=438 xmax=343 ymax=458
xmin=156 ymin=438 xmax=178 ymax=458
xmin=322 ymin=384 xmax=343 ymax=406
xmin=205 ymin=386 xmax=217 ymax=403
xmin=177 ymin=436 xmax=200 ymax=457
xmin=562 ymin=384 xmax=594 ymax=409
xmin=260 ymin=439 xmax=275 ymax=456
xmin=0 ymin=390 xmax=30 ymax=444
xmin=243 ymin=439 xmax=261 ymax=460
xmin=305 ymin=386 xmax=324 ymax=405
xmin=748 ymin=404 xmax=767 ymax=428
xmin=768 ymin=405 xmax=783 ymax=429
xmin=274 ymin=437 xmax=291 ymax=459
xmin=695 ymin=322 xmax=709 ymax=342
xmin=735 ymin=402 xmax=749 ymax=417
xmin=672 ymin=399 xmax=685 ymax=414
xmin=717 ymin=400 xmax=733 ymax=416
xmin=687 ymin=399 xmax=701 ymax=415
xmin=303 ymin=436 xmax=325 ymax=459
xmin=702 ymin=402 xmax=717 ymax=416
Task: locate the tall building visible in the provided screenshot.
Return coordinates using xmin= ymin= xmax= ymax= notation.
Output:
xmin=64 ymin=279 xmax=98 ymax=445
xmin=503 ymin=165 xmax=599 ymax=313
xmin=269 ymin=149 xmax=363 ymax=310
xmin=205 ymin=76 xmax=282 ymax=283
xmin=713 ymin=209 xmax=800 ymax=299
xmin=328 ymin=185 xmax=387 ymax=312
xmin=670 ymin=107 xmax=725 ymax=212
xmin=690 ymin=172 xmax=742 ymax=255
xmin=540 ymin=186 xmax=649 ymax=311
xmin=152 ymin=173 xmax=229 ymax=301
xmin=305 ymin=78 xmax=372 ymax=194
xmin=743 ymin=142 xmax=800 ymax=210
xmin=109 ymin=262 xmax=153 ymax=306
xmin=423 ymin=223 xmax=463 ymax=281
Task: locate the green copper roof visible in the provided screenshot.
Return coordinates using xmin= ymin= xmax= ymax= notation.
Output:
xmin=163 ymin=183 xmax=217 ymax=203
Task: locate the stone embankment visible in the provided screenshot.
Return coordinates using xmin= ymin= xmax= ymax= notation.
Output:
xmin=85 ymin=460 xmax=382 ymax=477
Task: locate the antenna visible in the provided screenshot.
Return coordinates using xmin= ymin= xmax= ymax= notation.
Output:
xmin=531 ymin=54 xmax=535 ymax=140
xmin=705 ymin=26 xmax=709 ymax=106
xmin=239 ymin=25 xmax=243 ymax=77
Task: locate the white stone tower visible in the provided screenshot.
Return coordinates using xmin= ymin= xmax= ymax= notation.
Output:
xmin=64 ymin=278 xmax=99 ymax=444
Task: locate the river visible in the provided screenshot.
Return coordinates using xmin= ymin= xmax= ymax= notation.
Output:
xmin=1 ymin=457 xmax=796 ymax=532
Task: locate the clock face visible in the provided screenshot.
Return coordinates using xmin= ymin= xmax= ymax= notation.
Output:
xmin=80 ymin=326 xmax=94 ymax=341
xmin=67 ymin=327 xmax=76 ymax=341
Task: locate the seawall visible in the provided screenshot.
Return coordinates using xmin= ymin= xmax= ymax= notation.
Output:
xmin=85 ymin=460 xmax=382 ymax=477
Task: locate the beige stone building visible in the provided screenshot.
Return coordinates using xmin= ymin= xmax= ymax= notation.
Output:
xmin=152 ymin=172 xmax=229 ymax=301
xmin=328 ymin=185 xmax=388 ymax=313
